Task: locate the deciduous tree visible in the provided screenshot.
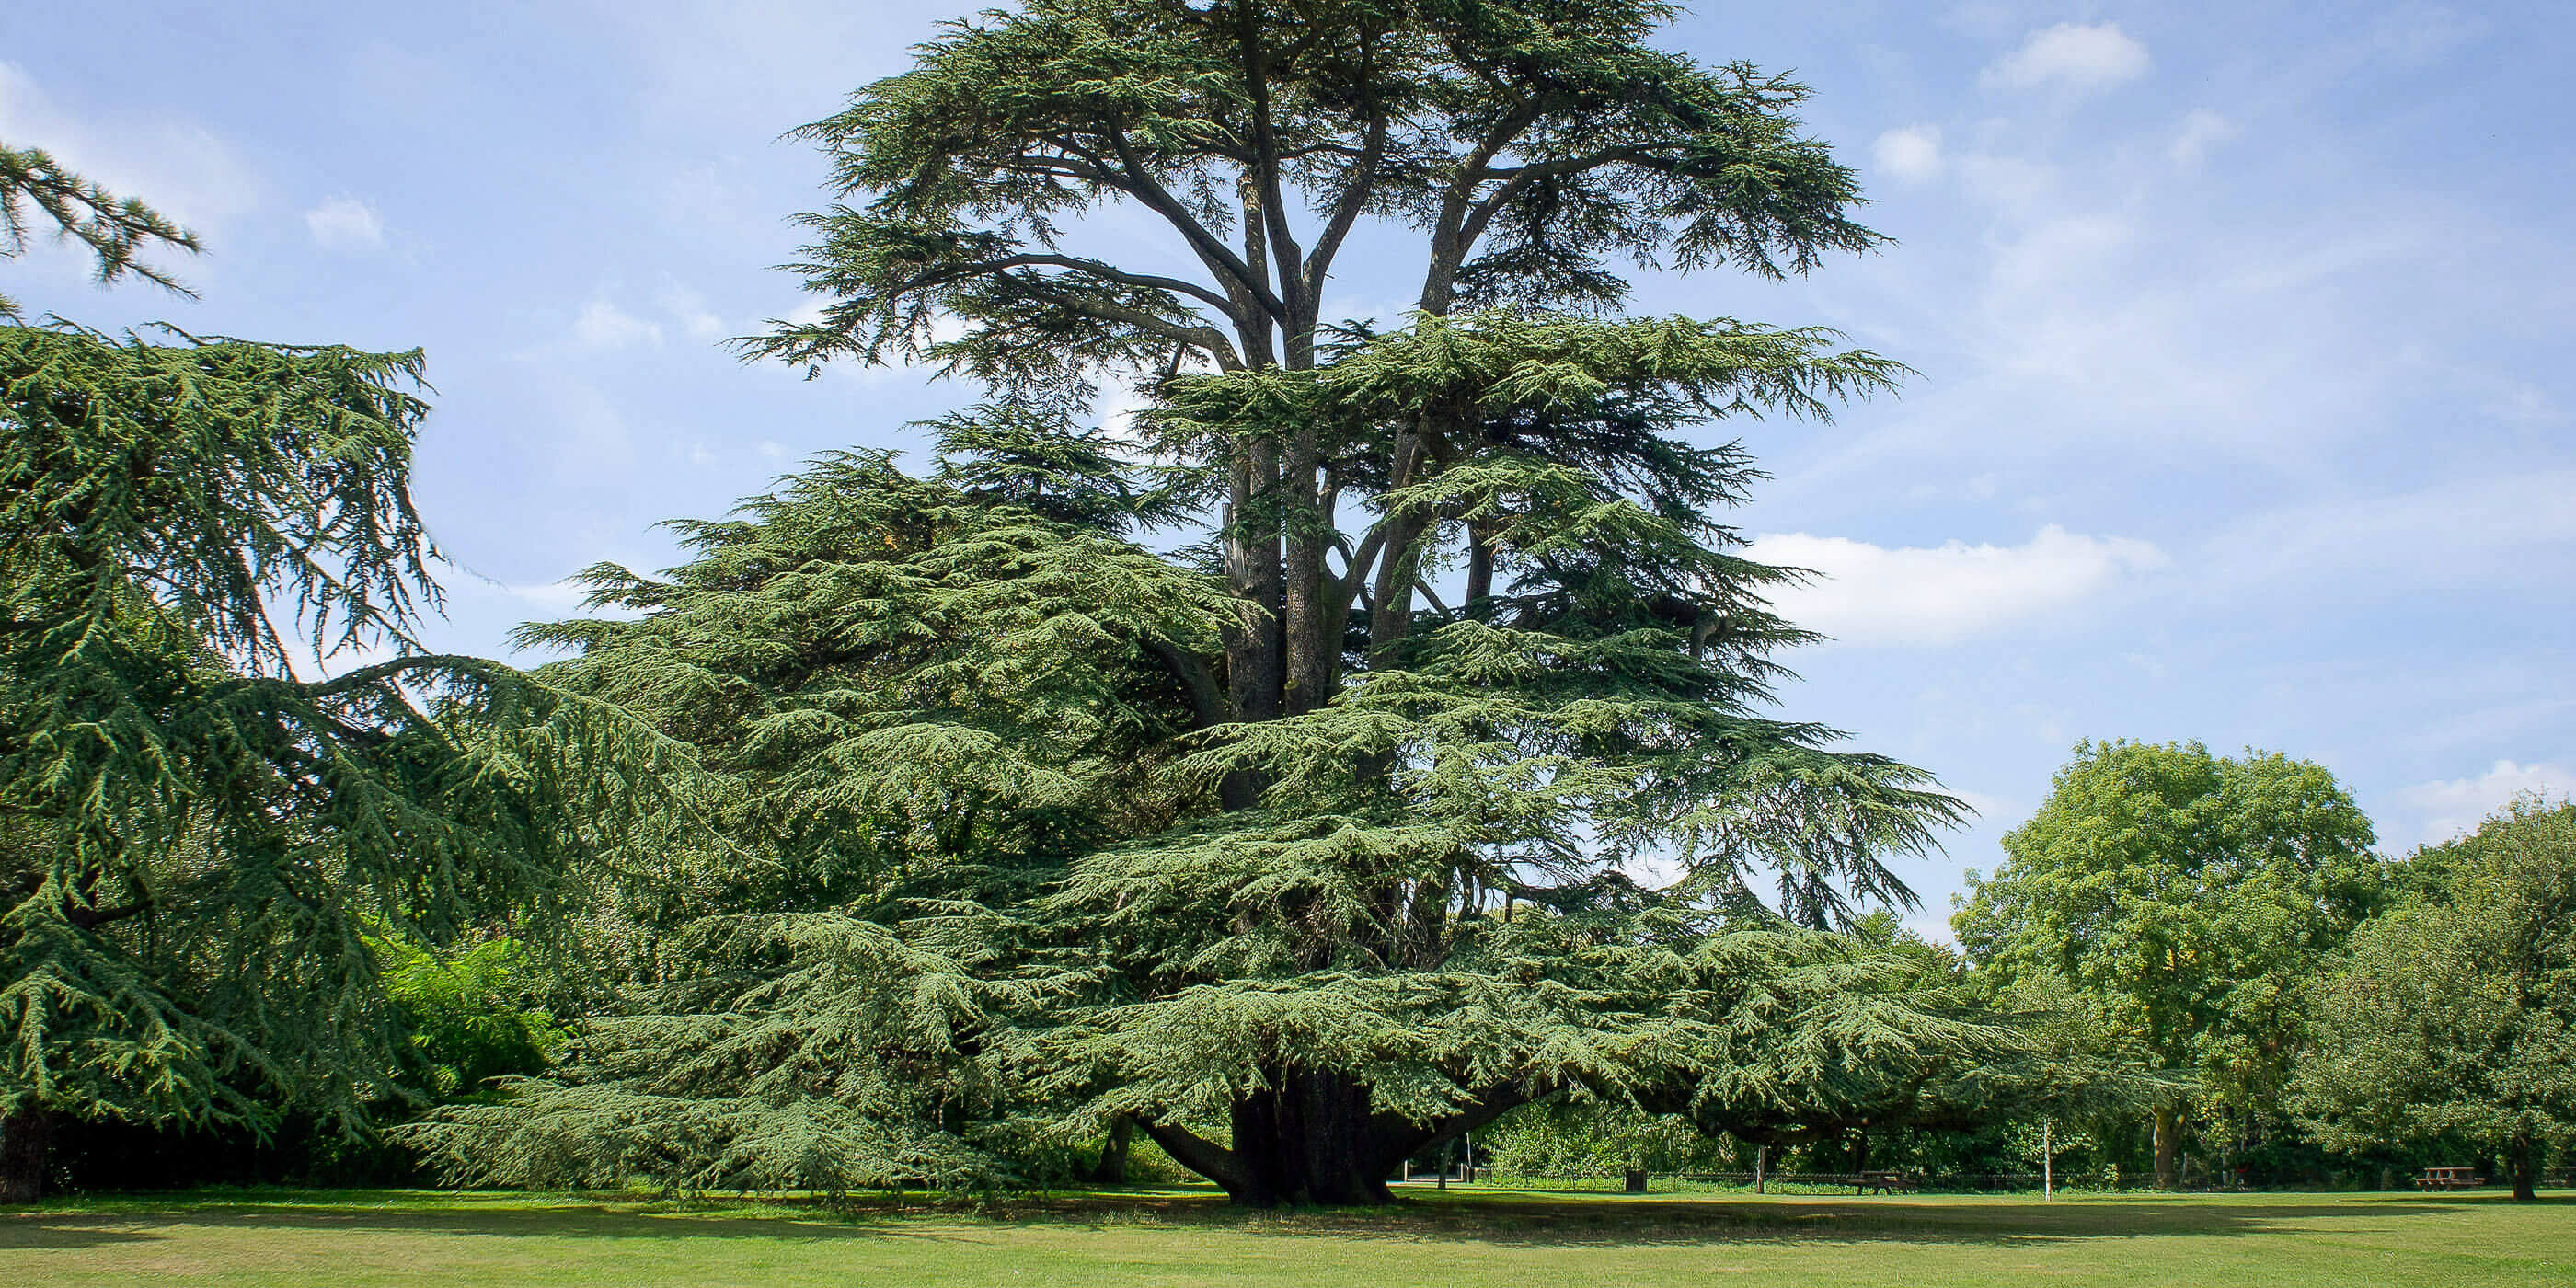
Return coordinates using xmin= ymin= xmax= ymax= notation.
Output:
xmin=1952 ymin=740 xmax=2379 ymax=1189
xmin=2292 ymin=797 xmax=2576 ymax=1202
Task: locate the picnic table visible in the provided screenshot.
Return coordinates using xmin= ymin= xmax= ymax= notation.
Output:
xmin=2414 ymin=1167 xmax=2485 ymax=1191
xmin=1857 ymin=1170 xmax=1916 ymax=1195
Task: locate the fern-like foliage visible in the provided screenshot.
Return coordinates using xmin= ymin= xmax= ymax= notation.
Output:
xmin=0 ymin=320 xmax=698 ymax=1200
xmin=415 ymin=388 xmax=1987 ymax=1203
xmin=422 ymin=0 xmax=1987 ymax=1207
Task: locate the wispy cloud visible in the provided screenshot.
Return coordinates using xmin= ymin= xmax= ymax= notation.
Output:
xmin=0 ymin=61 xmax=262 ymax=236
xmin=1873 ymin=125 xmax=1946 ymax=184
xmin=2206 ymin=469 xmax=2576 ymax=593
xmin=2168 ymin=109 xmax=2238 ymax=169
xmin=656 ymin=277 xmax=727 ymax=341
xmin=1982 ymin=23 xmax=2152 ymax=95
xmin=304 ymin=196 xmax=385 ymax=251
xmin=2400 ymin=759 xmax=2576 ymax=845
xmin=1747 ymin=525 xmax=2168 ymax=648
xmin=573 ymin=297 xmax=664 ymax=351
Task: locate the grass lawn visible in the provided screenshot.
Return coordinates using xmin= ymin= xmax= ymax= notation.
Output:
xmin=5 ymin=1184 xmax=2570 ymax=1287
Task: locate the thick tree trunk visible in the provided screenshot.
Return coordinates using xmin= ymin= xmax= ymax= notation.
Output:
xmin=2507 ymin=1135 xmax=2537 ymax=1202
xmin=1089 ymin=1115 xmax=1133 ymax=1186
xmin=1220 ymin=437 xmax=1285 ymax=810
xmin=1137 ymin=1072 xmax=1535 ymax=1206
xmin=1225 ymin=1067 xmax=1394 ymax=1205
xmin=2153 ymin=1104 xmax=2181 ymax=1190
xmin=1 ymin=1106 xmax=52 ymax=1204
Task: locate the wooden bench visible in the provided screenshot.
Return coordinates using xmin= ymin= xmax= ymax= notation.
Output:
xmin=2414 ymin=1167 xmax=2486 ymax=1191
xmin=1857 ymin=1170 xmax=1916 ymax=1195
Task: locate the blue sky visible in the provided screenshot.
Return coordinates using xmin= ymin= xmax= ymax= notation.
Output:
xmin=7 ymin=2 xmax=2570 ymax=932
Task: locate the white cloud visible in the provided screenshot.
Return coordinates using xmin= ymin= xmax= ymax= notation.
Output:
xmin=500 ymin=579 xmax=596 ymax=610
xmin=2484 ymin=384 xmax=2563 ymax=430
xmin=572 ymin=297 xmax=664 ymax=351
xmin=656 ymin=278 xmax=726 ymax=341
xmin=2400 ymin=760 xmax=2576 ymax=845
xmin=1746 ymin=525 xmax=2168 ymax=647
xmin=1091 ymin=373 xmax=1162 ymax=443
xmin=1872 ymin=125 xmax=1946 ymax=184
xmin=2366 ymin=3 xmax=2488 ymax=66
xmin=1982 ymin=23 xmax=2151 ymax=95
xmin=303 ymin=196 xmax=384 ymax=250
xmin=2168 ymin=109 xmax=2238 ymax=170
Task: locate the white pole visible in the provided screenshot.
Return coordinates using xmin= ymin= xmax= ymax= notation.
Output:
xmin=2043 ymin=1118 xmax=2054 ymax=1202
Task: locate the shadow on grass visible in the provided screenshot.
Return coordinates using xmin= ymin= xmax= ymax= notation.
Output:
xmin=0 ymin=1201 xmax=948 ymax=1252
xmin=6 ymin=1189 xmax=2565 ymax=1254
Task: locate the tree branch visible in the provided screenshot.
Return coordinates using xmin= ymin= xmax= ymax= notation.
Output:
xmin=923 ymin=254 xmax=1241 ymax=316
xmin=1368 ymin=1082 xmax=1549 ymax=1175
xmin=1135 ymin=1116 xmax=1254 ymax=1193
xmin=1104 ymin=134 xmax=1288 ymax=325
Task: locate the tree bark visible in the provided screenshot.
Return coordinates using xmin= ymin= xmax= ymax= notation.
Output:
xmin=1224 ymin=1066 xmax=1395 ymax=1205
xmin=1140 ymin=1070 xmax=1535 ymax=1205
xmin=1 ymin=1106 xmax=52 ymax=1204
xmin=2508 ymin=1135 xmax=2537 ymax=1202
xmin=1089 ymin=1115 xmax=1133 ymax=1186
xmin=2153 ymin=1104 xmax=2181 ymax=1190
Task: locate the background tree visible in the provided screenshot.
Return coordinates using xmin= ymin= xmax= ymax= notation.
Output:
xmin=0 ymin=151 xmax=689 ymax=1203
xmin=1648 ymin=915 xmax=2163 ymax=1190
xmin=1952 ymin=740 xmax=2378 ymax=1190
xmin=2291 ymin=796 xmax=2576 ymax=1202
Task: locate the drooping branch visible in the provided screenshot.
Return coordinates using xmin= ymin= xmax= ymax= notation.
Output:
xmin=1367 ymin=1081 xmax=1548 ymax=1175
xmin=1134 ymin=1116 xmax=1255 ymax=1193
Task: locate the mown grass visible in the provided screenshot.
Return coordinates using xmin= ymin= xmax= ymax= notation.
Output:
xmin=5 ymin=1184 xmax=2570 ymax=1287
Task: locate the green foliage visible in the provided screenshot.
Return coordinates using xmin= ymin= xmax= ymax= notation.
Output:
xmin=1952 ymin=740 xmax=2379 ymax=1087
xmin=420 ymin=0 xmax=1972 ymax=1207
xmin=749 ymin=0 xmax=1880 ymax=383
xmin=376 ymin=934 xmax=562 ymax=1101
xmin=1952 ymin=740 xmax=2381 ymax=1183
xmin=413 ymin=406 xmax=1986 ymax=1201
xmin=2291 ymin=796 xmax=2576 ymax=1199
xmin=406 ymin=417 xmax=1234 ymax=1195
xmin=0 ymin=143 xmax=200 ymax=320
xmin=0 ymin=303 xmax=696 ymax=1200
xmin=1482 ymin=1098 xmax=1729 ymax=1177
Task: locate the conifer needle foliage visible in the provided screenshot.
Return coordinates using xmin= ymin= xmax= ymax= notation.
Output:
xmin=0 ymin=162 xmax=697 ymax=1200
xmin=421 ymin=0 xmax=1979 ymax=1206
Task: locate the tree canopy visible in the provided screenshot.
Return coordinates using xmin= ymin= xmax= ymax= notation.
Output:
xmin=0 ymin=149 xmax=691 ymax=1203
xmin=2292 ymin=797 xmax=2576 ymax=1201
xmin=394 ymin=0 xmax=1983 ymax=1209
xmin=1953 ymin=739 xmax=2380 ymax=1189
